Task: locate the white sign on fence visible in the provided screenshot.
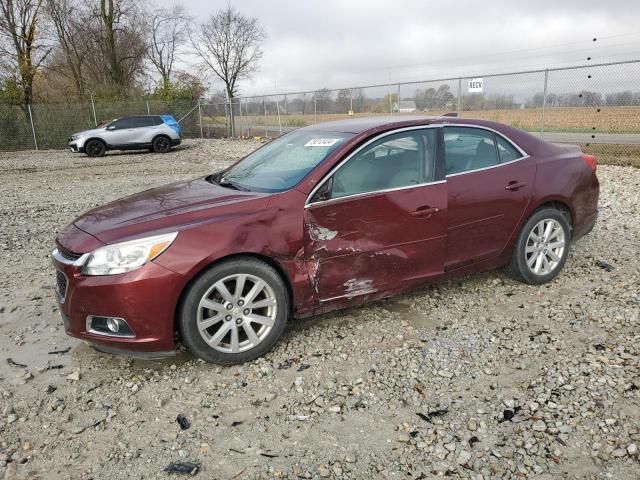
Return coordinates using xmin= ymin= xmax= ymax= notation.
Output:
xmin=468 ymin=78 xmax=484 ymax=93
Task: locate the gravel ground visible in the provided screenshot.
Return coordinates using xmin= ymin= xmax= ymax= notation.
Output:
xmin=0 ymin=139 xmax=638 ymax=479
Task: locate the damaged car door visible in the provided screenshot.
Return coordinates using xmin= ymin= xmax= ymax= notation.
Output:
xmin=303 ymin=127 xmax=447 ymax=305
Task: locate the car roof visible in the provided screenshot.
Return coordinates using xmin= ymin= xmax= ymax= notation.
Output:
xmin=302 ymin=116 xmax=438 ymax=133
xmin=302 ymin=115 xmax=553 ymax=156
xmin=300 ymin=115 xmax=516 ymax=134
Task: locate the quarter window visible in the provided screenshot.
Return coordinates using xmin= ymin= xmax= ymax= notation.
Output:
xmin=330 ymin=129 xmax=436 ymax=199
xmin=495 ymin=135 xmax=522 ymax=163
xmin=444 ymin=127 xmax=498 ymax=175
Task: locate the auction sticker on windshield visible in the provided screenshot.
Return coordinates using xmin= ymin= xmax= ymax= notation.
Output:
xmin=304 ymin=138 xmax=342 ymax=147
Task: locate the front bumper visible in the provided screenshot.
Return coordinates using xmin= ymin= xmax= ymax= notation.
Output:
xmin=68 ymin=142 xmax=84 ymax=153
xmin=52 ymin=249 xmax=183 ymax=353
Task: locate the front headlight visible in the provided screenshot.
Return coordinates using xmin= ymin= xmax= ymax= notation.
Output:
xmin=82 ymin=232 xmax=178 ymax=276
xmin=70 ymin=133 xmax=85 ymax=141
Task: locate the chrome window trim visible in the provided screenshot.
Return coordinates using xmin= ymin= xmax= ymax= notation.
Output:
xmin=52 ymin=248 xmax=89 ymax=267
xmin=86 ymin=315 xmax=136 ymax=339
xmin=442 ymin=124 xmax=530 ymax=178
xmin=307 ymin=180 xmax=447 ymax=207
xmin=305 ymin=125 xmax=441 ymax=208
xmin=446 ymin=155 xmax=531 ymax=178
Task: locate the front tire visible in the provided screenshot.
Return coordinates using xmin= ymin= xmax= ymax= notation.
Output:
xmin=507 ymin=208 xmax=571 ymax=285
xmin=178 ymin=258 xmax=289 ymax=364
xmin=85 ymin=139 xmax=106 ymax=157
xmin=152 ymin=135 xmax=171 ymax=153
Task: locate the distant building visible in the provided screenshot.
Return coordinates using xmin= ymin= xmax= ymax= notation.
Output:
xmin=394 ymin=100 xmax=417 ymax=113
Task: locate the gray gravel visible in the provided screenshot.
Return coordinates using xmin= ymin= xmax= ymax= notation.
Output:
xmin=0 ymin=139 xmax=639 ymax=479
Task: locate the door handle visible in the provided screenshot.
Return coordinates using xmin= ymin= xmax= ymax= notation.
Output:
xmin=505 ymin=181 xmax=527 ymax=191
xmin=411 ymin=206 xmax=439 ymax=218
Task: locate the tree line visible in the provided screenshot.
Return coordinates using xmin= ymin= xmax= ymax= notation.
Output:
xmin=242 ymin=83 xmax=640 ymax=116
xmin=0 ymin=0 xmax=264 ymax=112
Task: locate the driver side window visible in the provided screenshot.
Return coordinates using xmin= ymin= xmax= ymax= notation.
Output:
xmin=110 ymin=118 xmax=134 ymax=130
xmin=330 ymin=129 xmax=435 ymax=200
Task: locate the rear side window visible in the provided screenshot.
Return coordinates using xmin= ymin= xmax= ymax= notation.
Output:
xmin=133 ymin=116 xmax=156 ymax=128
xmin=444 ymin=127 xmax=498 ymax=175
xmin=495 ymin=135 xmax=522 ymax=163
xmin=331 ymin=129 xmax=435 ymax=199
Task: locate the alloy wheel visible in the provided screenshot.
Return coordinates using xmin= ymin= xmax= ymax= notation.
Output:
xmin=196 ymin=274 xmax=277 ymax=353
xmin=87 ymin=141 xmax=104 ymax=156
xmin=525 ymin=218 xmax=566 ymax=276
xmin=155 ymin=137 xmax=170 ymax=152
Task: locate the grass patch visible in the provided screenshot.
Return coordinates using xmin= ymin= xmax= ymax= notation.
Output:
xmin=579 ymin=143 xmax=640 ymax=168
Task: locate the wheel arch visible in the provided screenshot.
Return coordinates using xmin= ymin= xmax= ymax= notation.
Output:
xmin=84 ymin=137 xmax=107 ymax=147
xmin=172 ymin=252 xmax=295 ymax=337
xmin=152 ymin=133 xmax=171 ymax=143
xmin=527 ymin=197 xmax=574 ymax=231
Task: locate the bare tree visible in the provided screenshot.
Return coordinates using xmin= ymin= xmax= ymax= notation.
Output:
xmin=96 ymin=0 xmax=146 ymax=94
xmin=192 ymin=5 xmax=265 ymax=134
xmin=0 ymin=0 xmax=52 ymax=109
xmin=146 ymin=4 xmax=191 ymax=90
xmin=45 ymin=0 xmax=88 ymax=96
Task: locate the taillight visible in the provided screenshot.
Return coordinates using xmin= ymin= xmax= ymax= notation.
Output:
xmin=582 ymin=154 xmax=597 ymax=172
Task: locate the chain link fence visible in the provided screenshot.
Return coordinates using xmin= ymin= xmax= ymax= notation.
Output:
xmin=230 ymin=59 xmax=640 ymax=166
xmin=1 ymin=59 xmax=640 ymax=165
xmin=0 ymin=97 xmax=205 ymax=151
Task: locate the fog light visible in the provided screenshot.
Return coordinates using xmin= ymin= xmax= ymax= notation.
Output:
xmin=106 ymin=318 xmax=120 ymax=333
xmin=86 ymin=315 xmax=135 ymax=338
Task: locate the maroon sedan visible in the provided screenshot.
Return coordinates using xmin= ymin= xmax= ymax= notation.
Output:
xmin=52 ymin=117 xmax=599 ymax=364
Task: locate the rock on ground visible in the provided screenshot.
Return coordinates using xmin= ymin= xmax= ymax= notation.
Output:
xmin=0 ymin=139 xmax=639 ymax=479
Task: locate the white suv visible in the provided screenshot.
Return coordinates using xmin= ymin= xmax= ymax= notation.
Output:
xmin=68 ymin=115 xmax=182 ymax=157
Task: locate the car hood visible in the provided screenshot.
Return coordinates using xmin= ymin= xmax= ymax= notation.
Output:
xmin=72 ymin=177 xmax=271 ymax=246
xmin=72 ymin=127 xmax=106 ymax=138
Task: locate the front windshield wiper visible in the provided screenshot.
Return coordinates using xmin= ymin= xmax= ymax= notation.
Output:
xmin=214 ymin=175 xmax=250 ymax=192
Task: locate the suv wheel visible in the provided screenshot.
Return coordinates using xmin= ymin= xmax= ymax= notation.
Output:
xmin=152 ymin=136 xmax=171 ymax=153
xmin=178 ymin=258 xmax=289 ymax=364
xmin=85 ymin=139 xmax=106 ymax=157
xmin=506 ymin=208 xmax=571 ymax=285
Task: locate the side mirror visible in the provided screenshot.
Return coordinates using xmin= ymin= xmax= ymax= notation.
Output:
xmin=107 ymin=125 xmax=116 ymax=131
xmin=311 ymin=177 xmax=333 ymax=203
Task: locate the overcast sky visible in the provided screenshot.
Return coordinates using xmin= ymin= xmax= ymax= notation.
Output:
xmin=176 ymin=0 xmax=640 ymax=97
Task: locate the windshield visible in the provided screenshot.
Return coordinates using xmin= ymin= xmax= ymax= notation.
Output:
xmin=97 ymin=119 xmax=116 ymax=128
xmin=221 ymin=130 xmax=354 ymax=192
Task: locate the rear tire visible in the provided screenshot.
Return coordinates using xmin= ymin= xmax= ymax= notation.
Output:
xmin=152 ymin=135 xmax=171 ymax=153
xmin=178 ymin=258 xmax=289 ymax=365
xmin=85 ymin=139 xmax=106 ymax=157
xmin=506 ymin=208 xmax=571 ymax=285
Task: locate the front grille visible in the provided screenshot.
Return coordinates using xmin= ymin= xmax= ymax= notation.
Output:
xmin=57 ymin=247 xmax=82 ymax=262
xmin=55 ymin=270 xmax=68 ymax=303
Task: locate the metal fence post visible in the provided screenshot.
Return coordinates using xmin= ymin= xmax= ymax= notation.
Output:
xmin=28 ymin=104 xmax=38 ymax=150
xmin=397 ymin=84 xmax=401 ymax=112
xmin=263 ymin=97 xmax=267 ymax=138
xmin=239 ymin=99 xmax=244 ymax=138
xmin=197 ymin=99 xmax=203 ymax=139
xmin=228 ymin=94 xmax=234 ymax=137
xmin=388 ymin=84 xmax=393 ymax=114
xmin=275 ymin=95 xmax=282 ymax=135
xmin=541 ymin=69 xmax=549 ymax=138
xmin=90 ymin=94 xmax=98 ymax=127
xmin=457 ymin=78 xmax=462 ymax=114
xmin=314 ymin=99 xmax=317 ymax=124
xmin=284 ymin=94 xmax=288 ymax=131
